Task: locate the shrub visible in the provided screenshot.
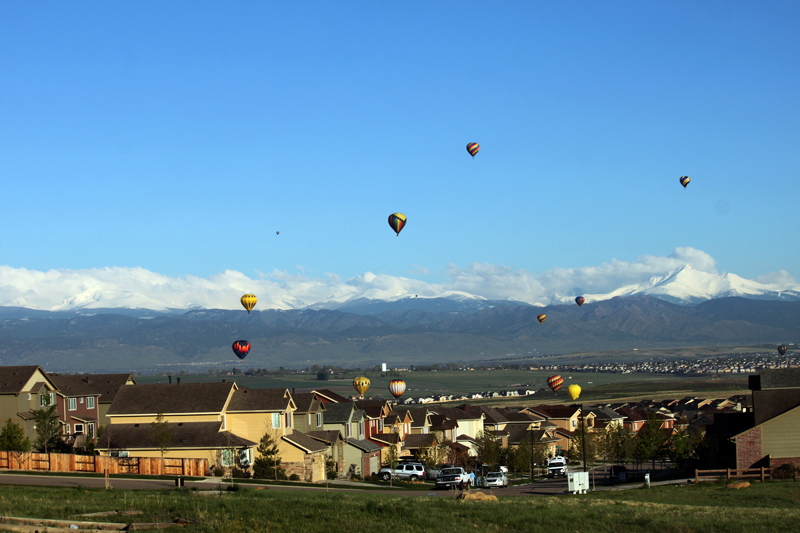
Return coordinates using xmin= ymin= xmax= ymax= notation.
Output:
xmin=289 ymin=474 xmax=300 ymax=481
xmin=213 ymin=466 xmax=225 ymax=477
xmin=773 ymin=463 xmax=797 ymax=480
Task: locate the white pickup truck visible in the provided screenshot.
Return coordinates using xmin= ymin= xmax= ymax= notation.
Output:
xmin=434 ymin=467 xmax=472 ymax=489
xmin=547 ymin=457 xmax=568 ymax=478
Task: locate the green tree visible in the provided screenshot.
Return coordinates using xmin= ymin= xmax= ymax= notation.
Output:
xmin=634 ymin=413 xmax=667 ymax=471
xmin=32 ymin=395 xmax=61 ymax=453
xmin=418 ymin=430 xmax=447 ymax=468
xmin=149 ymin=412 xmax=173 ymax=469
xmin=603 ymin=423 xmax=633 ymax=465
xmin=474 ymin=431 xmax=502 ymax=467
xmin=253 ymin=429 xmax=285 ymax=480
xmin=573 ymin=418 xmax=601 ymax=470
xmin=0 ymin=420 xmax=31 ymax=452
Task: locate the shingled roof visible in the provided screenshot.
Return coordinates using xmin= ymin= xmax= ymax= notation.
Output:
xmin=322 ymin=402 xmax=362 ymax=424
xmin=227 ymin=387 xmax=293 ymax=412
xmin=751 ymin=369 xmax=800 ymax=390
xmin=306 ymin=430 xmax=343 ymax=445
xmin=293 ymin=393 xmax=325 ymax=414
xmin=283 ymin=431 xmax=328 ymax=453
xmin=0 ymin=366 xmax=56 ymax=394
xmin=48 ymin=373 xmax=134 ymax=401
xmin=355 ymin=400 xmax=389 ymax=419
xmin=107 ymin=382 xmax=236 ymax=416
xmin=99 ymin=421 xmax=256 ymax=450
xmin=312 ymin=389 xmax=350 ymax=403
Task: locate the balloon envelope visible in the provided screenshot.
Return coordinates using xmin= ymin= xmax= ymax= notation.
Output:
xmin=537 ymin=314 xmax=546 ymax=324
xmin=547 ymin=375 xmax=563 ymax=392
xmin=353 ymin=377 xmax=370 ymax=396
xmin=388 ymin=213 xmax=407 ymax=236
xmin=680 ymin=176 xmax=690 ymax=188
xmin=466 ymin=142 xmax=480 ymax=158
xmin=389 ymin=379 xmax=406 ymax=399
xmin=568 ymin=384 xmax=581 ymax=401
xmin=232 ymin=340 xmax=251 ymax=360
xmin=778 ymin=344 xmax=788 ymax=356
xmin=241 ymin=294 xmax=257 ymax=314
xmin=575 ymin=296 xmax=585 ymax=307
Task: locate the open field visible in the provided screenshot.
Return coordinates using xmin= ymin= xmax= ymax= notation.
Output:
xmin=0 ymin=480 xmax=798 ymax=532
xmin=138 ymin=369 xmax=749 ymax=406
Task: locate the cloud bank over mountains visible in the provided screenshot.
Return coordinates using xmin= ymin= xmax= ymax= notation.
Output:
xmin=1 ymin=248 xmax=798 ymax=312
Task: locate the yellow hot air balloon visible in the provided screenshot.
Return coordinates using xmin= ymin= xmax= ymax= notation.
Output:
xmin=241 ymin=294 xmax=257 ymax=314
xmin=353 ymin=377 xmax=370 ymax=396
xmin=568 ymin=384 xmax=581 ymax=401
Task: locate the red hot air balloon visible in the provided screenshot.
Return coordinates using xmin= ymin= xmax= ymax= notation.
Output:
xmin=537 ymin=314 xmax=546 ymax=324
xmin=547 ymin=375 xmax=563 ymax=392
xmin=389 ymin=379 xmax=406 ymax=399
xmin=778 ymin=344 xmax=788 ymax=356
xmin=575 ymin=296 xmax=585 ymax=307
xmin=232 ymin=340 xmax=251 ymax=360
xmin=466 ymin=142 xmax=480 ymax=158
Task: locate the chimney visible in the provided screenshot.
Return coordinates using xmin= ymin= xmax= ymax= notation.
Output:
xmin=177 ymin=377 xmax=181 ymax=384
xmin=168 ymin=376 xmax=172 ymax=384
xmin=292 ymin=388 xmax=295 ymax=394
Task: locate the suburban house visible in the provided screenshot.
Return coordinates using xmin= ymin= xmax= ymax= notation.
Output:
xmin=383 ymin=409 xmax=413 ymax=441
xmin=50 ymin=373 xmax=136 ymax=427
xmin=307 ymin=429 xmax=345 ymax=475
xmin=47 ymin=374 xmax=101 ymax=446
xmin=321 ymin=401 xmax=380 ymax=476
xmin=0 ymin=366 xmax=61 ymax=442
xmin=291 ymin=393 xmax=326 ymax=434
xmin=354 ymin=399 xmax=390 ymax=439
xmin=311 ymin=389 xmax=349 ymax=404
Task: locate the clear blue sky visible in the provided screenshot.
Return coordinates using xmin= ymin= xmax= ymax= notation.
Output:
xmin=2 ymin=1 xmax=798 ymax=283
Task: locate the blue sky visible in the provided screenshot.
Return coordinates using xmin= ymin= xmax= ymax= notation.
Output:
xmin=1 ymin=2 xmax=798 ymax=298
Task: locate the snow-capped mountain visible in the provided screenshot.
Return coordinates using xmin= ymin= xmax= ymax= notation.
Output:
xmin=553 ymin=265 xmax=800 ymax=306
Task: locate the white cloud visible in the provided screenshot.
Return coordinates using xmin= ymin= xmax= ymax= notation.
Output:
xmin=0 ymin=248 xmax=795 ymax=311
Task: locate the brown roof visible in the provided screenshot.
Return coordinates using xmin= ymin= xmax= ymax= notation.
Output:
xmin=306 ymin=430 xmax=343 ymax=445
xmin=402 ymin=433 xmax=437 ymax=449
xmin=107 ymin=382 xmax=236 ymax=416
xmin=355 ymin=400 xmax=389 ymax=419
xmin=282 ymin=431 xmax=327 ymax=453
xmin=48 ymin=373 xmax=134 ymax=401
xmin=0 ymin=366 xmax=54 ymax=394
xmin=227 ymin=387 xmax=292 ymax=412
xmin=292 ymin=393 xmax=324 ymax=414
xmin=370 ymin=433 xmax=400 ymax=445
xmin=528 ymin=405 xmax=580 ymax=419
xmin=98 ymin=421 xmax=256 ymax=450
xmin=312 ymin=389 xmax=349 ymax=403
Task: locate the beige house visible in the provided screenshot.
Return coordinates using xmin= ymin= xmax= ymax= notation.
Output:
xmin=0 ymin=366 xmax=61 ymax=441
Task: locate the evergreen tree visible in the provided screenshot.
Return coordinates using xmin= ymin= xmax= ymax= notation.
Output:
xmin=32 ymin=396 xmax=61 ymax=453
xmin=0 ymin=420 xmax=31 ymax=452
xmin=253 ymin=430 xmax=285 ymax=480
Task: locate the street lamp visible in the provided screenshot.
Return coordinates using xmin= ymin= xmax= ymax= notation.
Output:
xmin=581 ymin=403 xmax=587 ymax=473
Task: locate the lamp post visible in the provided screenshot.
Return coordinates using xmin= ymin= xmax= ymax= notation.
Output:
xmin=581 ymin=403 xmax=587 ymax=473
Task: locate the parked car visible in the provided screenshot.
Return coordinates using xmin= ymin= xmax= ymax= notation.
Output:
xmin=547 ymin=457 xmax=567 ymax=478
xmin=483 ymin=471 xmax=508 ymax=488
xmin=378 ymin=462 xmax=426 ymax=481
xmin=434 ymin=467 xmax=472 ymax=489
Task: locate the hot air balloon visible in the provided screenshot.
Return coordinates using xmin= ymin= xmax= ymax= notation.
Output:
xmin=276 ymin=231 xmax=280 ymax=235
xmin=241 ymin=294 xmax=257 ymax=314
xmin=547 ymin=375 xmax=563 ymax=392
xmin=568 ymin=384 xmax=581 ymax=401
xmin=679 ymin=176 xmax=690 ymax=188
xmin=353 ymin=377 xmax=370 ymax=396
xmin=778 ymin=344 xmax=788 ymax=356
xmin=537 ymin=314 xmax=546 ymax=324
xmin=388 ymin=213 xmax=407 ymax=236
xmin=575 ymin=296 xmax=585 ymax=307
xmin=389 ymin=379 xmax=406 ymax=399
xmin=466 ymin=142 xmax=480 ymax=158
xmin=232 ymin=340 xmax=251 ymax=360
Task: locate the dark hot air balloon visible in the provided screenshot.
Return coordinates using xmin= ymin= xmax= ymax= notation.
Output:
xmin=537 ymin=314 xmax=546 ymax=324
xmin=778 ymin=344 xmax=788 ymax=356
xmin=232 ymin=340 xmax=251 ymax=360
xmin=466 ymin=142 xmax=480 ymax=158
xmin=547 ymin=375 xmax=563 ymax=392
xmin=680 ymin=176 xmax=690 ymax=188
xmin=240 ymin=294 xmax=257 ymax=314
xmin=389 ymin=379 xmax=406 ymax=399
xmin=388 ymin=213 xmax=407 ymax=236
xmin=575 ymin=296 xmax=585 ymax=307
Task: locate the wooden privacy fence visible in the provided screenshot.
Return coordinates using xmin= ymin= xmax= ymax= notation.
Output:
xmin=695 ymin=467 xmax=771 ymax=483
xmin=0 ymin=451 xmax=208 ymax=477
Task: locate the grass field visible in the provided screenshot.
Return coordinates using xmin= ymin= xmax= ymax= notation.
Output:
xmin=137 ymin=369 xmax=749 ymax=406
xmin=0 ymin=480 xmax=798 ymax=532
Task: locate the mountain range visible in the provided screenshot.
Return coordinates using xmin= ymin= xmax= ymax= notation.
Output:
xmin=0 ymin=295 xmax=797 ymax=374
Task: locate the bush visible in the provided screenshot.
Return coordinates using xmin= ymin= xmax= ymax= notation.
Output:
xmin=350 ymin=473 xmax=362 ymax=482
xmin=213 ymin=466 xmax=225 ymax=477
xmin=289 ymin=474 xmax=300 ymax=481
xmin=773 ymin=463 xmax=797 ymax=480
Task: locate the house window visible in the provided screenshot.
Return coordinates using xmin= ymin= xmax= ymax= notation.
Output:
xmin=346 ymin=424 xmax=352 ymax=438
xmin=69 ymin=398 xmax=77 ymax=411
xmin=74 ymin=423 xmax=84 ymax=434
xmin=572 ymin=419 xmax=576 ymax=429
xmin=221 ymin=449 xmax=236 ymax=466
xmin=27 ymin=393 xmax=31 ymax=400
xmin=88 ymin=423 xmax=95 ymax=437
xmin=272 ymin=413 xmax=280 ymax=429
xmin=79 ymin=397 xmax=84 ymax=404
xmin=359 ymin=422 xmax=364 ymax=437
xmin=308 ymin=414 xmax=312 ymax=425
xmin=40 ymin=394 xmax=51 ymax=407
xmin=87 ymin=397 xmax=95 ymax=409
xmin=285 ymin=412 xmax=291 ymax=428
xmin=316 ymin=413 xmax=322 ymax=427
xmin=378 ymin=419 xmax=383 ymax=431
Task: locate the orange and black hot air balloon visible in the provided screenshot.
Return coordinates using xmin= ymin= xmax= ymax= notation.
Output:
xmin=575 ymin=296 xmax=585 ymax=307
xmin=466 ymin=142 xmax=480 ymax=158
xmin=547 ymin=375 xmax=563 ymax=392
xmin=388 ymin=213 xmax=407 ymax=236
xmin=778 ymin=344 xmax=788 ymax=356
xmin=537 ymin=314 xmax=546 ymax=324
xmin=232 ymin=340 xmax=251 ymax=360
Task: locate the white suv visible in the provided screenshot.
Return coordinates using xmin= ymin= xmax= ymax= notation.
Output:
xmin=378 ymin=462 xmax=426 ymax=481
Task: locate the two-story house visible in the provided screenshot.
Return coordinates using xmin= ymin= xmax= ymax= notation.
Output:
xmin=47 ymin=374 xmax=101 ymax=446
xmin=321 ymin=402 xmax=381 ymax=477
xmin=0 ymin=366 xmax=61 ymax=442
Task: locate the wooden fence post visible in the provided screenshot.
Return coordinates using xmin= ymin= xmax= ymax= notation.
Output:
xmin=694 ymin=469 xmax=699 ymax=484
xmin=761 ymin=467 xmax=765 ymax=482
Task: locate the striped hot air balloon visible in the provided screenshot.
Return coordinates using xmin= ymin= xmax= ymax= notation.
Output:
xmin=537 ymin=314 xmax=546 ymax=324
xmin=388 ymin=213 xmax=407 ymax=236
xmin=240 ymin=294 xmax=257 ymax=314
xmin=466 ymin=142 xmax=480 ymax=158
xmin=389 ymin=379 xmax=406 ymax=399
xmin=679 ymin=176 xmax=690 ymax=188
xmin=232 ymin=340 xmax=251 ymax=360
xmin=353 ymin=377 xmax=370 ymax=396
xmin=778 ymin=344 xmax=788 ymax=356
xmin=575 ymin=296 xmax=585 ymax=307
xmin=547 ymin=375 xmax=563 ymax=392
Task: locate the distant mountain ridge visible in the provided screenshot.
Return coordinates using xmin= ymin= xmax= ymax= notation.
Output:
xmin=0 ymin=296 xmax=797 ymax=373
